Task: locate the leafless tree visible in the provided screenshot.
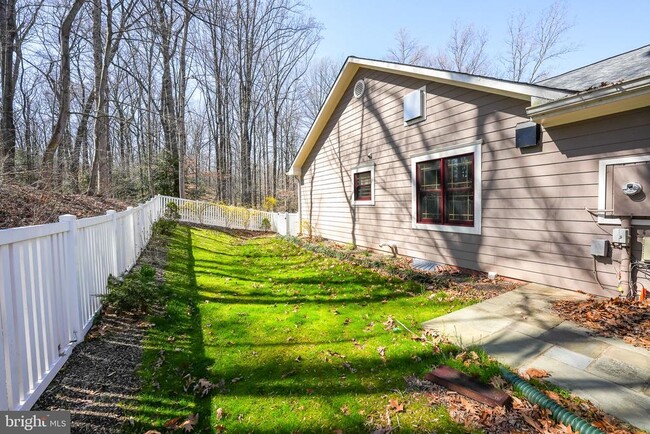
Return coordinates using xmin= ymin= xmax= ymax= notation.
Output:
xmin=385 ymin=28 xmax=432 ymax=66
xmin=301 ymin=56 xmax=339 ymax=125
xmin=42 ymin=0 xmax=86 ymax=173
xmin=503 ymin=1 xmax=575 ymax=82
xmin=433 ymin=22 xmax=491 ymax=75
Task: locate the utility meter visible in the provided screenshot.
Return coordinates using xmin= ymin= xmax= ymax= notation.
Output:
xmin=622 ymin=181 xmax=643 ymax=196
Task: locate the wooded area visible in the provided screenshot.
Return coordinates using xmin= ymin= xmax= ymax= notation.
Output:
xmin=0 ymin=0 xmax=571 ymax=212
xmin=0 ymin=0 xmax=323 ymax=210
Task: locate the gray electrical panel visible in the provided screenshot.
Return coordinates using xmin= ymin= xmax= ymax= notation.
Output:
xmin=591 ymin=239 xmax=610 ymax=257
xmin=612 ymin=162 xmax=650 ymax=217
xmin=643 ymin=237 xmax=650 ymax=262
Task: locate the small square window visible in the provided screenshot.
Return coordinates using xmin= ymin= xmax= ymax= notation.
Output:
xmin=352 ymin=165 xmax=375 ymax=206
xmin=354 ymin=171 xmax=372 ymax=201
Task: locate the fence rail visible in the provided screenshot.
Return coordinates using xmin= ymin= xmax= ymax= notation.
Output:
xmin=0 ymin=195 xmax=297 ymax=411
xmin=159 ymin=195 xmax=298 ymax=236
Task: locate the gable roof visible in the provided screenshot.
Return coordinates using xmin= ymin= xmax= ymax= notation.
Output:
xmin=288 ymin=57 xmax=571 ymax=176
xmin=539 ymin=44 xmax=650 ymax=91
xmin=289 ymin=49 xmax=650 ymax=175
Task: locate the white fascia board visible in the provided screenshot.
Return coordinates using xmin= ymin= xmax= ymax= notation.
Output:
xmin=288 ymin=59 xmax=360 ymax=176
xmin=353 ymin=58 xmax=571 ymax=102
xmin=527 ymin=76 xmax=650 ymax=126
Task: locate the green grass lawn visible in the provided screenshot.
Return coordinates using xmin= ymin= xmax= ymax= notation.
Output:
xmin=129 ymin=225 xmax=495 ymax=433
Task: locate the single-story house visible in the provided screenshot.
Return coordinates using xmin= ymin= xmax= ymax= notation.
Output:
xmin=288 ymin=44 xmax=650 ymax=297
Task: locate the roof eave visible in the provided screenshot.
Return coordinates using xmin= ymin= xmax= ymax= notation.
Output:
xmin=288 ymin=58 xmax=360 ymax=176
xmin=288 ymin=57 xmax=572 ymax=174
xmin=527 ymin=76 xmax=650 ymax=127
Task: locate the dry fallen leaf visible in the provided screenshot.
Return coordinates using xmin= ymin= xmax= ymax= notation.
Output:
xmin=388 ymin=398 xmax=404 ymax=413
xmin=144 ymin=431 xmax=161 ymax=434
xmin=525 ymin=368 xmax=550 ymax=379
xmin=216 ymin=407 xmax=224 ymax=421
xmin=179 ymin=414 xmax=198 ymax=432
xmin=194 ymin=378 xmax=215 ymax=397
xmin=340 ymin=405 xmax=350 ymax=415
xmin=489 ymin=375 xmax=507 ymax=389
xmin=163 ymin=417 xmax=181 ymax=429
xmin=377 ymin=346 xmax=386 ymax=364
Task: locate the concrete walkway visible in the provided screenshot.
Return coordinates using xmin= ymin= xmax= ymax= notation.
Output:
xmin=422 ymin=283 xmax=650 ymax=432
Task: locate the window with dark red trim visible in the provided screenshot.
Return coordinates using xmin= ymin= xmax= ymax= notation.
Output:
xmin=354 ymin=171 xmax=372 ymax=201
xmin=416 ymin=153 xmax=474 ymax=225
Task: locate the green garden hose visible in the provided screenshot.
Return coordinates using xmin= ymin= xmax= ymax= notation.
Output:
xmin=499 ymin=366 xmax=605 ymax=434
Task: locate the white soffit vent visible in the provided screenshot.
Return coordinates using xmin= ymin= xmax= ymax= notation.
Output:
xmin=353 ymin=80 xmax=365 ymax=98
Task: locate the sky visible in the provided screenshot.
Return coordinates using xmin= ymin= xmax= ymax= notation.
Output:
xmin=302 ymin=0 xmax=650 ymax=78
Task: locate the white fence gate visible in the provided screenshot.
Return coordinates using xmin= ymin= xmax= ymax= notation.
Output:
xmin=0 ymin=195 xmax=297 ymax=411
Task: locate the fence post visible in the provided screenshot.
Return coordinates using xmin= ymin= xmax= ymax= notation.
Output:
xmin=126 ymin=206 xmax=134 ymax=267
xmin=59 ymin=214 xmax=82 ymax=346
xmin=136 ymin=204 xmax=143 ymax=254
xmin=285 ymin=212 xmax=290 ymax=236
xmin=106 ymin=210 xmax=119 ymax=276
xmin=0 ymin=245 xmax=14 ymax=410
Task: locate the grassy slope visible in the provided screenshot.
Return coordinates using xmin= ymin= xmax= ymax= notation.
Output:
xmin=131 ymin=225 xmax=493 ymax=433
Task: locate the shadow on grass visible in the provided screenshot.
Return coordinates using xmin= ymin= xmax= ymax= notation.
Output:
xmin=127 ymin=225 xmax=214 ymax=432
xmin=129 ymin=225 xmax=488 ymax=433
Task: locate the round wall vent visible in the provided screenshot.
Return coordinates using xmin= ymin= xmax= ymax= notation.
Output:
xmin=353 ymin=80 xmax=365 ymax=98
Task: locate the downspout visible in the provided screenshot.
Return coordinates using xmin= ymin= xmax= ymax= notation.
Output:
xmin=499 ymin=367 xmax=605 ymax=434
xmin=619 ymin=216 xmax=632 ymax=297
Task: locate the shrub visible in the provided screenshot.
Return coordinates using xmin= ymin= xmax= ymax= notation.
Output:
xmin=154 ymin=201 xmax=181 ymax=236
xmin=102 ymin=265 xmax=164 ymax=313
xmin=153 ymin=218 xmax=177 ymax=236
xmin=165 ymin=201 xmax=181 ymax=220
xmin=261 ymin=217 xmax=271 ymax=231
xmin=262 ymin=196 xmax=277 ymax=211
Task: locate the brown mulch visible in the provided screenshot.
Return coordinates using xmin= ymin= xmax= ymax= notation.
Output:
xmin=403 ymin=374 xmax=644 ymax=434
xmin=32 ymin=231 xmax=167 ymax=433
xmin=553 ymin=296 xmax=650 ymax=350
xmin=0 ymin=182 xmax=132 ymax=229
xmin=300 ymin=237 xmax=523 ymax=302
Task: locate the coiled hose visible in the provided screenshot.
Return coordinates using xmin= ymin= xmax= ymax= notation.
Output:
xmin=499 ymin=366 xmax=605 ymax=434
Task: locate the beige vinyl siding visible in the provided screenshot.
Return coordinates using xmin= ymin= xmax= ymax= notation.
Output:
xmin=300 ymin=68 xmax=650 ymax=296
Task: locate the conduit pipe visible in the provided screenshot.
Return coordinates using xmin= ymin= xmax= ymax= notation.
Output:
xmin=619 ymin=217 xmax=632 ymax=297
xmin=499 ymin=366 xmax=605 ymax=434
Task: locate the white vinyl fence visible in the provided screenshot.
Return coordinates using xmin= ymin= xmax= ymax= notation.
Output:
xmin=0 ymin=196 xmax=164 ymax=411
xmin=159 ymin=195 xmax=298 ymax=236
xmin=0 ymin=195 xmax=297 ymax=411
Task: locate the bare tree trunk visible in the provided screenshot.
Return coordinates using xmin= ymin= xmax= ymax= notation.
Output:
xmin=155 ymin=0 xmax=179 ymax=196
xmin=176 ymin=0 xmax=192 ymax=198
xmin=42 ymin=0 xmax=86 ymax=174
xmin=0 ymin=0 xmax=17 ymax=177
xmin=70 ymin=90 xmax=95 ymax=192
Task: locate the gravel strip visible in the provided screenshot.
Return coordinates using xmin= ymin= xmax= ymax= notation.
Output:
xmin=33 ymin=237 xmax=167 ymax=433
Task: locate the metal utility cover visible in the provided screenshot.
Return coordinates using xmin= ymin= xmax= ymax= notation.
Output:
xmin=612 ymin=162 xmax=650 ymax=217
xmin=590 ymin=239 xmax=610 ymax=257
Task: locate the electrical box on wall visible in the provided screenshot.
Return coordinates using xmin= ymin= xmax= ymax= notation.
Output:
xmin=612 ymin=162 xmax=650 ymax=217
xmin=515 ymin=121 xmax=541 ymax=148
xmin=590 ymin=239 xmax=610 ymax=257
xmin=643 ymin=237 xmax=650 ymax=262
xmin=612 ymin=228 xmax=630 ymax=246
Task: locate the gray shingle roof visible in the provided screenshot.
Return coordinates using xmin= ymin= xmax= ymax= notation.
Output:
xmin=539 ymin=44 xmax=650 ymax=91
